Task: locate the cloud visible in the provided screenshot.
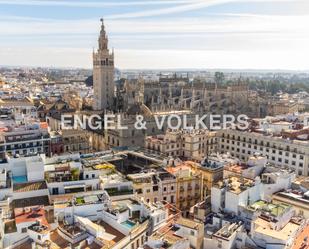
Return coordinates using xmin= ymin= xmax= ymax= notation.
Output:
xmin=106 ymin=0 xmax=298 ymax=19
xmin=107 ymin=0 xmax=233 ymax=19
xmin=0 ymin=0 xmax=307 ymax=69
xmin=1 ymin=14 xmax=308 ymax=36
xmin=0 ymin=0 xmax=297 ymax=18
xmin=0 ymin=0 xmax=195 ymax=7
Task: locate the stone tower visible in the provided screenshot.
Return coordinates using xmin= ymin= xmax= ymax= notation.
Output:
xmin=93 ymin=18 xmax=115 ymax=111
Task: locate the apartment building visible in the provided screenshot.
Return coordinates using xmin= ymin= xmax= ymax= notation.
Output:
xmin=270 ymin=100 xmax=299 ymax=115
xmin=146 ymin=129 xmax=218 ymax=160
xmin=272 ymin=190 xmax=309 ymax=219
xmin=146 ymin=216 xmax=204 ymax=249
xmin=50 ymin=129 xmax=90 ymax=155
xmin=218 ymin=128 xmax=309 ymax=176
xmin=250 ymin=209 xmax=307 ymax=249
xmin=166 ymin=162 xmax=203 ymax=216
xmin=211 ymin=164 xmax=295 ymax=216
xmin=204 ymin=221 xmax=245 ymax=249
xmin=0 ymin=125 xmax=50 ymax=159
xmin=127 ymin=169 xmax=177 ymax=205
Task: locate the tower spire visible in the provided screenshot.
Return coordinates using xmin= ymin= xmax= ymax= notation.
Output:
xmin=93 ymin=18 xmax=115 ymax=111
xmin=98 ymin=18 xmax=108 ymax=50
xmin=100 ymin=18 xmax=105 ymax=36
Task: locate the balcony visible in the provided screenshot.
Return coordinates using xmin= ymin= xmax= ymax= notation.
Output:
xmin=45 ymin=168 xmax=81 ymax=183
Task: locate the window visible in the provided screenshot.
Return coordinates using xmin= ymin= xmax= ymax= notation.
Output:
xmin=190 ymin=230 xmax=195 ymax=236
xmin=52 ymin=187 xmax=59 ymax=195
xmin=21 ymin=227 xmax=27 ymax=233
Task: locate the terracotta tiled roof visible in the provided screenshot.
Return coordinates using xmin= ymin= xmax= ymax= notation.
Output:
xmin=13 ymin=181 xmax=47 ymax=192
xmin=14 ymin=205 xmax=49 ymax=227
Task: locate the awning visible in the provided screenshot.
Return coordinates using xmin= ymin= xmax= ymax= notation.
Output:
xmin=64 ymin=184 xmax=85 ymax=189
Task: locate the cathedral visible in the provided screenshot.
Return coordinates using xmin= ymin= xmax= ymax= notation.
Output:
xmin=87 ymin=19 xmax=264 ymax=151
xmin=91 ymin=19 xmax=256 ymax=118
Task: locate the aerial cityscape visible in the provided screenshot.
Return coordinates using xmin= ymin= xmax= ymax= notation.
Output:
xmin=1 ymin=1 xmax=309 ymax=249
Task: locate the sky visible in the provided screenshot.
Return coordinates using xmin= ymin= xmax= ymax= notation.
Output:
xmin=0 ymin=0 xmax=309 ymax=70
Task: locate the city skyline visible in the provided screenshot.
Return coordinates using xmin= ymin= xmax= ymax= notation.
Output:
xmin=0 ymin=0 xmax=309 ymax=69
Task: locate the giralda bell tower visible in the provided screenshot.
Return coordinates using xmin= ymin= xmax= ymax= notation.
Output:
xmin=93 ymin=18 xmax=115 ymax=111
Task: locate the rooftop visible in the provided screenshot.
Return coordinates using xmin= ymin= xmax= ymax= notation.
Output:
xmin=14 ymin=205 xmax=49 ymax=227
xmin=13 ymin=180 xmax=47 ymax=192
xmin=215 ymin=176 xmax=255 ymax=194
xmin=49 ymin=229 xmax=102 ymax=249
xmin=253 ymin=217 xmax=300 ymax=241
xmin=97 ymin=220 xmax=126 ymax=243
xmin=273 ymin=191 xmax=309 ymax=207
xmin=11 ymin=195 xmax=50 ymax=209
xmin=151 ymin=222 xmax=188 ymax=246
xmin=213 ymin=222 xmax=243 ymax=240
xmin=248 ymin=200 xmax=291 ymax=217
xmin=176 ymin=217 xmax=202 ymax=230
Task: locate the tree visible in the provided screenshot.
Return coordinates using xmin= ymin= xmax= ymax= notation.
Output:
xmin=214 ymin=72 xmax=225 ymax=85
